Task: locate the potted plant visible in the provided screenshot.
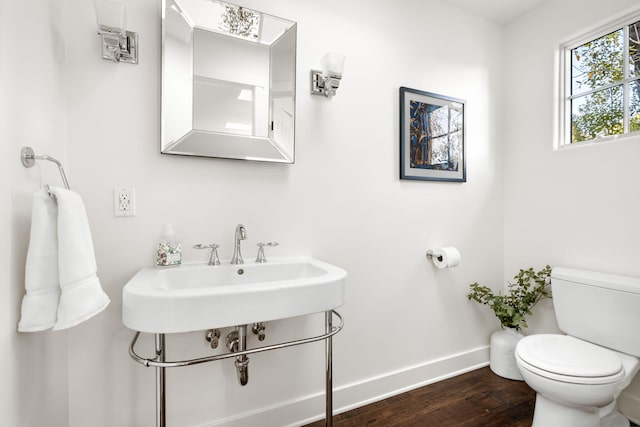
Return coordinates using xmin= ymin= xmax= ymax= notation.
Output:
xmin=467 ymin=265 xmax=552 ymax=380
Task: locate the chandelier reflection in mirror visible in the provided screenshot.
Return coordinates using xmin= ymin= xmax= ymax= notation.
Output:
xmin=220 ymin=5 xmax=261 ymax=38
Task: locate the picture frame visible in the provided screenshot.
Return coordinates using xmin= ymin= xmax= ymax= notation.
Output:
xmin=399 ymin=87 xmax=466 ymax=182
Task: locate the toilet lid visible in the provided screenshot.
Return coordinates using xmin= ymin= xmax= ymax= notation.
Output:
xmin=516 ymin=334 xmax=623 ymax=378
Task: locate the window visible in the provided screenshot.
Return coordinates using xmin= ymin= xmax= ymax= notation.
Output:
xmin=560 ymin=14 xmax=640 ymax=145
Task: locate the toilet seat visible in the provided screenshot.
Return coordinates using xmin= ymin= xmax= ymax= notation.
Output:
xmin=516 ymin=334 xmax=625 ymax=385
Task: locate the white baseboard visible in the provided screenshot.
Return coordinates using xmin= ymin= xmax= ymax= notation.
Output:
xmin=204 ymin=345 xmax=490 ymax=427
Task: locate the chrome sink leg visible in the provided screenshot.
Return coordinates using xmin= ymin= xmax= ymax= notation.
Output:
xmin=325 ymin=311 xmax=333 ymax=427
xmin=129 ymin=312 xmax=344 ymax=426
xmin=155 ymin=333 xmax=166 ymax=427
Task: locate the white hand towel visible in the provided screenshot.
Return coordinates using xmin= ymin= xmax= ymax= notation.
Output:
xmin=50 ymin=187 xmax=110 ymax=330
xmin=18 ymin=190 xmax=60 ymax=332
xmin=18 ymin=187 xmax=110 ymax=332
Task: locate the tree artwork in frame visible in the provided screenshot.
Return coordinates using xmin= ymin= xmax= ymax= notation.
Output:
xmin=400 ymin=87 xmax=466 ymax=182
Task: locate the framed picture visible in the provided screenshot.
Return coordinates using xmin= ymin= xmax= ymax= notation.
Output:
xmin=400 ymin=87 xmax=466 ymax=182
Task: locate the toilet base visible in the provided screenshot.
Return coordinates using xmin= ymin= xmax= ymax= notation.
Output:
xmin=601 ymin=407 xmax=631 ymax=427
xmin=532 ymin=394 xmax=601 ymax=427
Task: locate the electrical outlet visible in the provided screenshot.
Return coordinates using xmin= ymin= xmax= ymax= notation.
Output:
xmin=114 ymin=186 xmax=136 ymax=217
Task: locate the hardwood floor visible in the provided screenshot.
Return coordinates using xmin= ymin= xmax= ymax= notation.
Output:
xmin=305 ymin=367 xmax=535 ymax=427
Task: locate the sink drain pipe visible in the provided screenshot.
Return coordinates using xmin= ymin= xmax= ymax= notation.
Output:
xmin=227 ymin=325 xmax=249 ymax=386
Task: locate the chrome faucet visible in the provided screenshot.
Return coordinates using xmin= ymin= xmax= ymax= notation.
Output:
xmin=230 ymin=224 xmax=247 ymax=264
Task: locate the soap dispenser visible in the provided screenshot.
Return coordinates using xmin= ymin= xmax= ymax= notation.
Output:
xmin=156 ymin=224 xmax=182 ymax=266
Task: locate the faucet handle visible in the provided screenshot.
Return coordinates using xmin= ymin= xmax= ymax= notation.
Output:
xmin=255 ymin=242 xmax=279 ymax=263
xmin=194 ymin=243 xmax=221 ymax=266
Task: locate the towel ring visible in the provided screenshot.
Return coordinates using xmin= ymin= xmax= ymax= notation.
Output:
xmin=21 ymin=146 xmax=71 ymax=192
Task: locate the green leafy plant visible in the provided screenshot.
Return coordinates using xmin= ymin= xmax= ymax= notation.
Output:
xmin=467 ymin=265 xmax=552 ymax=330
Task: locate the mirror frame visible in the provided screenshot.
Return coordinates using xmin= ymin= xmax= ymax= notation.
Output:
xmin=160 ymin=0 xmax=297 ymax=163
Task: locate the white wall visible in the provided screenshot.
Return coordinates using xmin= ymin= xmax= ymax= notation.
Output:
xmin=6 ymin=0 xmax=640 ymax=425
xmin=58 ymin=0 xmax=505 ymax=425
xmin=1 ymin=1 xmax=71 ymax=426
xmin=502 ymin=0 xmax=640 ymax=421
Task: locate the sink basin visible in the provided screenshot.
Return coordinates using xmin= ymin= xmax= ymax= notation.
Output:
xmin=122 ymin=257 xmax=347 ymax=333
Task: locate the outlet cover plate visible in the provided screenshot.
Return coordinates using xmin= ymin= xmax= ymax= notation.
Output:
xmin=114 ymin=186 xmax=136 ymax=217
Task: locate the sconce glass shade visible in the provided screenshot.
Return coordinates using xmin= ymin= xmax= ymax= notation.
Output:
xmin=95 ymin=0 xmax=127 ymax=35
xmin=321 ymin=52 xmax=345 ymax=78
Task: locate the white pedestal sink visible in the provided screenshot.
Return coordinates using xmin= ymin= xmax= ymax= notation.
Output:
xmin=123 ymin=256 xmax=347 ymax=333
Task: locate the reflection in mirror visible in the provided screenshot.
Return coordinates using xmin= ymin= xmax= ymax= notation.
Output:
xmin=161 ymin=0 xmax=296 ymax=163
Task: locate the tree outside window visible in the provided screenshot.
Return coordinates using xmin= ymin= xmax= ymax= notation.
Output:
xmin=569 ymin=20 xmax=640 ymax=143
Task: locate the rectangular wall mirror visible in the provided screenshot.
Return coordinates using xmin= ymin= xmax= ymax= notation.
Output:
xmin=161 ymin=0 xmax=297 ymax=163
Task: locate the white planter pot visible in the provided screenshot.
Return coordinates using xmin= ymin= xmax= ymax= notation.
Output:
xmin=489 ymin=328 xmax=525 ymax=381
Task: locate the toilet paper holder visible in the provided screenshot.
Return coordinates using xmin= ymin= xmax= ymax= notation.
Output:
xmin=425 ymin=250 xmax=443 ymax=262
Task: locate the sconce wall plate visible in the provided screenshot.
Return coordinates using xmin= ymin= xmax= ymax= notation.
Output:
xmin=99 ymin=30 xmax=138 ymax=64
xmin=310 ymin=70 xmax=343 ymax=97
xmin=310 ymin=69 xmax=325 ymax=95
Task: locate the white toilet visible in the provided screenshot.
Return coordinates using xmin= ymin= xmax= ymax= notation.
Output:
xmin=515 ymin=267 xmax=640 ymax=427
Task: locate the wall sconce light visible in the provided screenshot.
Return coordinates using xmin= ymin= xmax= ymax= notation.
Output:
xmin=95 ymin=0 xmax=138 ymax=64
xmin=311 ymin=52 xmax=345 ymax=98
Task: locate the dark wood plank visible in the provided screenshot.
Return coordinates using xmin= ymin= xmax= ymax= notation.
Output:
xmin=304 ymin=367 xmax=535 ymax=427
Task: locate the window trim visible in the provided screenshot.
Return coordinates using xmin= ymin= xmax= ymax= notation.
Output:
xmin=557 ymin=9 xmax=640 ymax=148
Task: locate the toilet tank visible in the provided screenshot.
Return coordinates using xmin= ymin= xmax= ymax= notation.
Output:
xmin=552 ymin=267 xmax=640 ymax=357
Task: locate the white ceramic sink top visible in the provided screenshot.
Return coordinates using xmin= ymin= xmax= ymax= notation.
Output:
xmin=122 ymin=257 xmax=347 ymax=333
